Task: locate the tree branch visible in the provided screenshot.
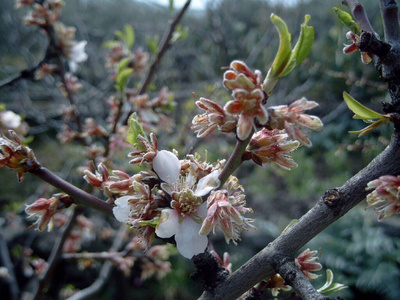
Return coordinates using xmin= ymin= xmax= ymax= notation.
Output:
xmin=31 ymin=167 xmax=113 ymax=215
xmin=198 ymin=128 xmax=400 ymax=299
xmin=218 ymin=131 xmax=253 ymax=187
xmin=379 ymin=0 xmax=400 ymax=44
xmin=66 ymin=226 xmax=127 ymax=300
xmin=0 ymin=230 xmax=20 ymax=300
xmin=32 ymin=207 xmax=80 ymax=300
xmin=123 ymin=0 xmax=192 ymax=124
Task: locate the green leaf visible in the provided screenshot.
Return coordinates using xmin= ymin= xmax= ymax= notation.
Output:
xmin=333 ymin=7 xmax=361 ymax=35
xmin=127 ymin=112 xmax=146 ymax=150
xmin=114 ymin=30 xmax=125 ymax=42
xmin=343 ymin=91 xmax=385 ymax=120
xmin=147 ymin=35 xmax=159 ymax=55
xmin=0 ymin=104 xmax=6 ymax=111
xmin=139 ymin=216 xmax=159 ymax=228
xmin=267 ymin=14 xmax=292 ymax=80
xmin=103 ymin=40 xmax=120 ymax=49
xmin=171 ymin=24 xmax=189 ymax=43
xmin=318 ymin=269 xmax=347 ymax=295
xmin=116 ymin=68 xmax=134 ymax=91
xmin=116 ymin=57 xmax=131 ymax=74
xmin=124 ymin=24 xmax=135 ymax=48
xmin=349 ymin=118 xmax=389 ymax=137
xmin=280 ymin=15 xmax=314 ymax=77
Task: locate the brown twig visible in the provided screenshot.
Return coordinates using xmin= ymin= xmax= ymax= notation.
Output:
xmin=218 ymin=131 xmax=253 ymax=187
xmin=122 ymin=0 xmax=192 ymax=124
xmin=66 ymin=226 xmax=127 ymax=300
xmin=32 ymin=207 xmax=80 ymax=300
xmin=31 ymin=167 xmax=113 ymax=215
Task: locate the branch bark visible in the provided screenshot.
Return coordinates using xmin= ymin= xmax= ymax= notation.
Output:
xmin=31 ymin=167 xmax=113 ymax=215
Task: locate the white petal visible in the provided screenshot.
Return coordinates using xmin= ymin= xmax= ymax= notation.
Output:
xmin=70 ymin=41 xmax=88 ymax=63
xmin=153 ymin=150 xmax=181 ymax=184
xmin=196 ymin=202 xmax=208 ymax=219
xmin=155 ymin=209 xmax=179 ymax=238
xmin=1 ymin=111 xmax=22 ymax=128
xmin=175 ymin=217 xmax=208 ymax=259
xmin=112 ymin=196 xmax=131 ymax=223
xmin=195 ymin=170 xmax=221 ymax=197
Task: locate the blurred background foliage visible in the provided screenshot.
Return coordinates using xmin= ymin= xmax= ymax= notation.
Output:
xmin=0 ymin=0 xmax=399 ymax=299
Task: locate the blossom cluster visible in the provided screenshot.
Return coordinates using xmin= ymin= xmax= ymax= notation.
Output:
xmin=84 ymin=133 xmax=254 ymax=258
xmin=192 ymin=60 xmax=323 ymax=169
xmin=366 ymin=175 xmax=400 ymax=220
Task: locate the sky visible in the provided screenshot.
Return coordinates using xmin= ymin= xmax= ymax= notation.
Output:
xmin=150 ymin=0 xmax=210 ymax=10
xmin=150 ymin=0 xmax=300 ymax=10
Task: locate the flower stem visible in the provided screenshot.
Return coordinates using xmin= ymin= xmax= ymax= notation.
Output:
xmin=218 ymin=131 xmax=253 ymax=187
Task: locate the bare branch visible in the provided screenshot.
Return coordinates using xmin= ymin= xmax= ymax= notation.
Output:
xmin=66 ymin=226 xmax=127 ymax=300
xmin=123 ymin=0 xmax=192 ymax=124
xmin=32 ymin=207 xmax=80 ymax=300
xmin=0 ymin=231 xmax=20 ymax=300
xmin=31 ymin=167 xmax=113 ymax=215
xmin=379 ymin=0 xmax=400 ymax=44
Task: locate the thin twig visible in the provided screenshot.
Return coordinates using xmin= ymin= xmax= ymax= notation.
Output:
xmin=31 ymin=167 xmax=113 ymax=215
xmin=32 ymin=207 xmax=80 ymax=300
xmin=122 ymin=0 xmax=192 ymax=124
xmin=0 ymin=231 xmax=20 ymax=300
xmin=218 ymin=131 xmax=253 ymax=187
xmin=66 ymin=226 xmax=127 ymax=300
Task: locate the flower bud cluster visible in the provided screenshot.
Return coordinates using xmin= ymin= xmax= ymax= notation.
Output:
xmin=0 ymin=131 xmax=40 ymax=181
xmin=128 ymin=87 xmax=175 ymax=133
xmin=17 ymin=1 xmax=88 ymax=75
xmin=223 ymin=61 xmax=268 ymax=140
xmin=246 ymin=128 xmax=300 ymax=170
xmin=366 ymin=175 xmax=400 ymax=220
xmin=25 ymin=193 xmax=72 ymax=231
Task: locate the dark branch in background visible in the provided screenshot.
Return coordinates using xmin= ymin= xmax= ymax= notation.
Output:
xmin=66 ymin=226 xmax=127 ymax=300
xmin=0 ymin=46 xmax=53 ymax=88
xmin=32 ymin=207 xmax=81 ymax=300
xmin=379 ymin=0 xmax=400 ymax=44
xmin=199 ymin=126 xmax=400 ymax=300
xmin=31 ymin=167 xmax=113 ymax=215
xmin=0 ymin=230 xmax=20 ymax=300
xmin=122 ymin=0 xmax=192 ymax=124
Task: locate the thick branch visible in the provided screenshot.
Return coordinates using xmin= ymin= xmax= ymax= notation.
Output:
xmin=31 ymin=167 xmax=113 ymax=215
xmin=199 ymin=128 xmax=400 ymax=300
xmin=379 ymin=0 xmax=400 ymax=44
